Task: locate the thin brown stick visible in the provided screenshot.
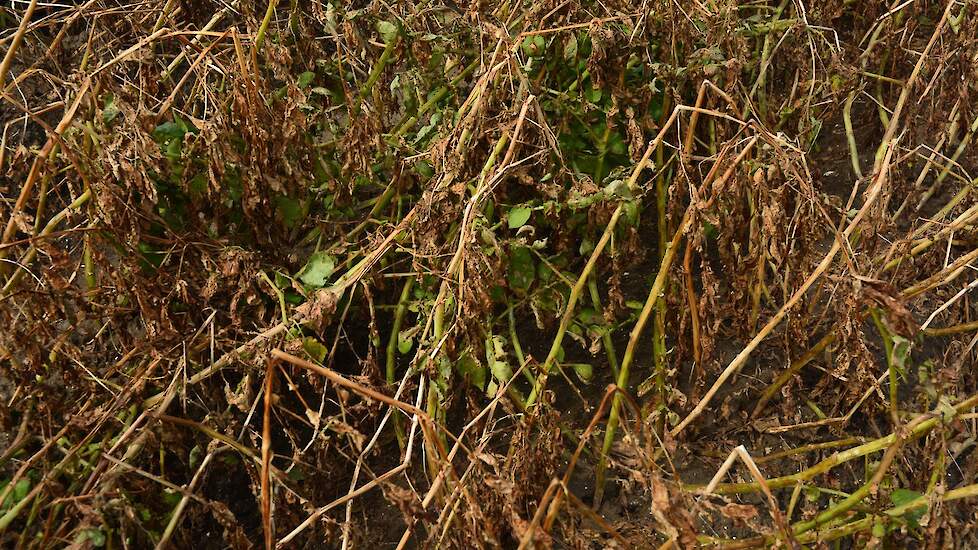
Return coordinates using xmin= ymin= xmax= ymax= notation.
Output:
xmin=262 ymin=358 xmax=275 ymax=550
xmin=0 ymin=0 xmax=37 ymax=92
xmin=0 ymin=78 xmax=90 ymax=262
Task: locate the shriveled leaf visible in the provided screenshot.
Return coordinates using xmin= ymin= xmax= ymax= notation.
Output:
xmin=102 ymin=95 xmax=120 ymax=124
xmin=564 ymin=34 xmax=578 ymax=60
xmin=719 ymin=503 xmax=758 ymax=522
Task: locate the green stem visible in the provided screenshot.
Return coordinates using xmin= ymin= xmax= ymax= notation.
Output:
xmin=3 ymin=189 xmax=92 ymax=295
xmin=651 ymin=112 xmax=670 ymax=427
xmin=587 ymin=277 xmax=619 ymax=379
xmin=706 ymin=391 xmax=978 ymax=495
xmin=83 ymin=227 xmax=97 ymax=291
xmin=507 ymin=306 xmax=537 ymax=386
xmin=593 ymin=205 xmax=693 ymax=506
xmin=391 ymin=58 xmax=480 ymax=139
xmin=843 ymin=91 xmax=864 ymax=180
xmin=526 ymin=110 xmax=680 ymax=407
xmin=386 ymin=277 xmax=416 ymax=385
xmin=355 ymin=31 xmax=401 ymax=115
xmin=254 ymin=0 xmax=282 ymax=55
xmin=870 ymin=308 xmax=900 ymax=424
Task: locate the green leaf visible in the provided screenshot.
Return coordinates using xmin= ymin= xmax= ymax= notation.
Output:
xmin=570 ymin=363 xmax=593 ymax=383
xmin=413 ymin=112 xmax=442 ymax=145
xmin=302 ymin=337 xmax=328 ymax=362
xmin=103 ymin=95 xmax=120 ymax=124
xmin=889 ymin=334 xmax=911 ymax=375
xmin=397 ymin=332 xmax=413 ymax=354
xmin=623 ymin=199 xmax=640 ymax=226
xmin=138 ymin=242 xmax=164 ymax=270
xmin=377 ymin=20 xmax=398 ymax=44
xmin=275 ymin=195 xmax=306 ymax=229
xmin=508 ymin=206 xmax=532 ymax=229
xmin=298 ymin=252 xmax=336 ymax=287
xmin=521 ymin=35 xmax=545 ymax=57
xmin=507 ymin=245 xmax=535 ymax=292
xmin=298 ymin=71 xmax=316 ymax=88
xmin=162 ymin=488 xmax=181 ymax=507
xmin=890 ymin=488 xmax=926 ymax=528
xmin=13 ymin=477 xmax=29 ymax=501
xmin=702 ymin=221 xmax=719 ymax=240
xmin=872 ymin=517 xmax=886 ymax=537
xmin=189 ymin=445 xmax=203 ymax=470
xmin=153 ymin=118 xmax=188 ymax=143
xmin=164 ymin=135 xmax=182 ymax=163
xmin=457 ymin=354 xmax=486 ymax=391
xmin=490 ymin=360 xmax=512 ymax=383
xmin=414 ymin=160 xmax=434 ymax=178
xmin=77 ymin=529 xmax=106 ymax=548
xmin=585 ymin=87 xmax=602 ymax=104
xmin=579 ymin=238 xmax=594 ymax=256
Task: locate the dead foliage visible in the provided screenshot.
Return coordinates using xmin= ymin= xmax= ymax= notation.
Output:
xmin=2 ymin=1 xmax=978 ymax=548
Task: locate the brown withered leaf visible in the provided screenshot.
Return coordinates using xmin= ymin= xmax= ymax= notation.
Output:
xmin=859 ymin=278 xmax=918 ymax=337
xmin=294 ymin=288 xmax=340 ymax=331
xmin=719 ymin=502 xmax=758 ymax=522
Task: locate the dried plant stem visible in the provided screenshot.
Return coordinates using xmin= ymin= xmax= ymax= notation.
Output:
xmin=594 ymin=136 xmax=756 ymax=502
xmin=754 ymin=239 xmax=978 ymax=417
xmin=262 ymin=359 xmax=275 ymax=550
xmin=892 ymin=98 xmax=961 ymax=220
xmin=0 ymin=79 xmax=90 ymax=269
xmin=677 ymin=155 xmax=890 ymax=435
xmin=672 ymin=0 xmax=956 ymax=435
xmin=0 ymin=0 xmax=37 ymax=92
xmin=526 ymin=104 xmax=686 ymax=407
xmin=923 ymin=319 xmax=978 ymax=336
xmin=155 ymin=450 xmax=219 ymax=549
xmin=751 ymin=332 xmax=834 ymax=417
xmin=707 ymin=391 xmax=978 ymax=495
xmin=915 ymin=109 xmax=978 ymax=213
xmin=2 ymin=188 xmax=92 ymax=294
xmin=883 ymin=201 xmax=978 ymax=273
xmin=703 ymin=445 xmax=796 ymax=545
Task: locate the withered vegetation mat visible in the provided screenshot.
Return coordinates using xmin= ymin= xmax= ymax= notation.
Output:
xmin=2 ymin=1 xmax=978 ymax=548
